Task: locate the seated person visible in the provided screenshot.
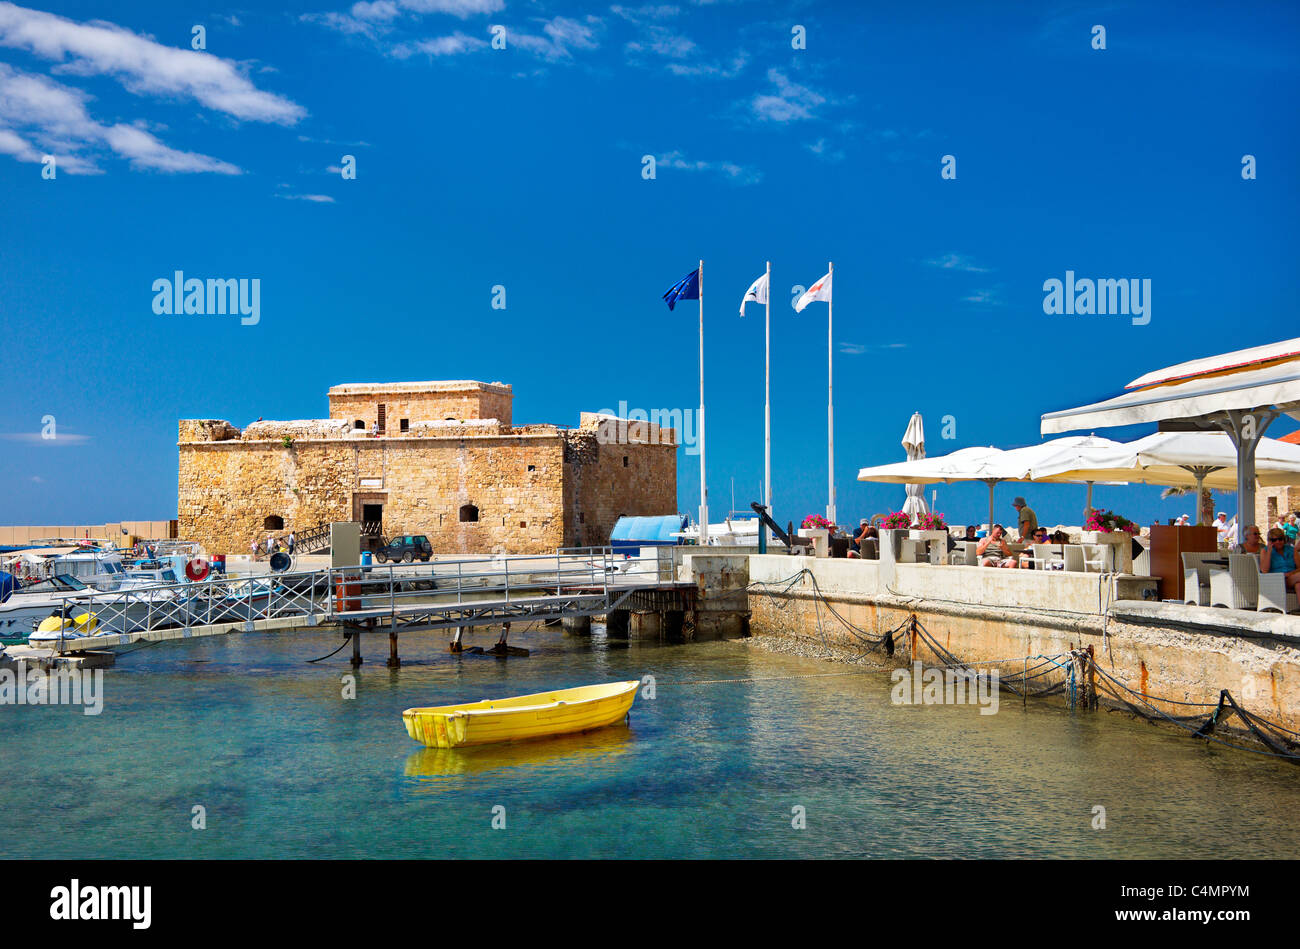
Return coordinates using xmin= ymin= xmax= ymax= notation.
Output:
xmin=1050 ymin=529 xmax=1070 ymax=545
xmin=1285 ymin=513 xmax=1299 ymax=543
xmin=1019 ymin=527 xmax=1050 ymax=568
xmin=977 ymin=524 xmax=1017 ymax=568
xmin=1262 ymin=528 xmax=1300 ymax=602
xmin=849 ymin=519 xmax=870 ymax=557
xmin=1235 ymin=525 xmax=1264 ymax=563
xmin=947 ymin=525 xmax=975 ymax=552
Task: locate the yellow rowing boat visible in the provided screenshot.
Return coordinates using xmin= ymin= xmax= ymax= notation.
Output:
xmin=402 ymin=680 xmax=640 ymax=749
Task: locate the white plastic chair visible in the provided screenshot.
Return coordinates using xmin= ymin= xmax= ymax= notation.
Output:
xmin=1031 ymin=543 xmax=1064 ymax=570
xmin=1180 ymin=552 xmax=1216 ymax=606
xmin=1081 ymin=545 xmax=1108 ymax=572
xmin=1210 ymin=553 xmax=1260 ymax=610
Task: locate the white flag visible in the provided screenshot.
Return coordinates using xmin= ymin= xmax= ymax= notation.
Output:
xmin=794 ymin=270 xmax=832 ymax=312
xmin=739 ymin=271 xmax=769 ymax=316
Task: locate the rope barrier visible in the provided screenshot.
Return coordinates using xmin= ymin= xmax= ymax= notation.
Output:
xmin=753 ymin=569 xmax=1300 ymax=763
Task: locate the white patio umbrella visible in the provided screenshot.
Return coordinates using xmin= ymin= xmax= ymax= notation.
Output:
xmin=901 ymin=412 xmax=929 ymax=525
xmin=1030 ymin=430 xmax=1300 ymax=525
xmin=1042 ymin=337 xmax=1300 ymax=525
xmin=858 ymin=437 xmax=1125 ymax=531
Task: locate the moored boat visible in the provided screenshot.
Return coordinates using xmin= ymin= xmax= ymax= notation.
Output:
xmin=402 ymin=680 xmax=640 ymax=748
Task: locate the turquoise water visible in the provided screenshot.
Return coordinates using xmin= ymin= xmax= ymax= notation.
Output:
xmin=3 ymin=625 xmax=1298 ymax=859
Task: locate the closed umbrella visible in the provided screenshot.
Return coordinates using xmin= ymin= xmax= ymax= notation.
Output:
xmin=901 ymin=412 xmax=929 ymax=525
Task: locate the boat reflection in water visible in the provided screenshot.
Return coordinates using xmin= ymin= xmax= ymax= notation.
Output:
xmin=403 ymin=724 xmax=633 ymax=786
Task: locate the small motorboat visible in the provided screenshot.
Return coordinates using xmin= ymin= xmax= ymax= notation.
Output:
xmin=402 ymin=680 xmax=640 ymax=749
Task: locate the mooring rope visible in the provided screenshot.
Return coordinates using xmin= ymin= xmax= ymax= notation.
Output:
xmin=306 ymin=632 xmax=353 ymax=663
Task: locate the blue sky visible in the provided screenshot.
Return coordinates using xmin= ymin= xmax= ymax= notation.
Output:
xmin=0 ymin=0 xmax=1297 ymax=530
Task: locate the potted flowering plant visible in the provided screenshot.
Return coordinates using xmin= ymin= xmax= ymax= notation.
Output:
xmin=798 ymin=514 xmax=834 ymax=557
xmin=1082 ymin=509 xmax=1138 ymax=572
xmin=880 ymin=511 xmax=911 ymax=530
xmin=918 ymin=512 xmax=947 ymax=531
xmin=1084 ymin=510 xmax=1140 ymax=535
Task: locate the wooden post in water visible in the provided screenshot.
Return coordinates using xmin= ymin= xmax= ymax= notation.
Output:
xmin=387 ymin=630 xmax=400 ymax=668
xmin=450 ymin=626 xmax=465 ymax=653
xmin=351 ymin=626 xmax=362 ymax=667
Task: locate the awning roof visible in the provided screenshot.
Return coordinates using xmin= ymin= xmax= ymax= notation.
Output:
xmin=1042 ymin=341 xmax=1300 ymax=435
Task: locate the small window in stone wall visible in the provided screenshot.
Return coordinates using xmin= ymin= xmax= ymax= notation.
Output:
xmin=520 ymin=521 xmax=526 ymax=529
xmin=459 ymin=504 xmax=479 ymax=523
xmin=263 ymin=515 xmax=284 ymax=530
xmin=400 ymin=418 xmax=409 ymax=432
xmin=527 ymin=464 xmax=536 ymax=472
xmin=623 ymin=456 xmax=629 ymax=467
xmin=354 ymin=420 xmax=365 ymax=429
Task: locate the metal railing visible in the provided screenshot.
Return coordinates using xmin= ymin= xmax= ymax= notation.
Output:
xmin=41 ymin=548 xmax=677 ymax=651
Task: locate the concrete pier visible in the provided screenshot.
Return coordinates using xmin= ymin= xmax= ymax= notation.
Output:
xmin=684 ymin=553 xmax=750 ymax=641
xmin=629 ymin=610 xmax=662 ymax=639
xmin=605 ymin=609 xmax=630 ymax=638
xmin=562 ymin=615 xmax=591 ymax=637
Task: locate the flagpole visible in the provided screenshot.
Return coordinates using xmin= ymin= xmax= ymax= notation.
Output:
xmin=826 ymin=260 xmax=836 ymax=525
xmin=698 ymin=259 xmax=709 ymax=545
xmin=764 ymin=260 xmax=771 ymax=523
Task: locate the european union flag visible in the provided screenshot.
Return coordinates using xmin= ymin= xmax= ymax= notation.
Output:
xmin=662 ymin=268 xmax=700 ymax=310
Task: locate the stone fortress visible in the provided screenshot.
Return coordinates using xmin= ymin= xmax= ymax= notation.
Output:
xmin=178 ymin=381 xmax=678 ymax=556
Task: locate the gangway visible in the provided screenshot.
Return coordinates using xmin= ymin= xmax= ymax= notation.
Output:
xmin=45 ymin=547 xmax=690 ymax=658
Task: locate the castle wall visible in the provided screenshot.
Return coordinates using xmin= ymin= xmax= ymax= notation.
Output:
xmin=327 ymin=382 xmax=513 ymax=431
xmin=179 ymin=431 xmax=567 ymax=555
xmin=562 ymin=418 xmax=678 ymax=548
xmin=178 ymin=384 xmax=678 ymax=557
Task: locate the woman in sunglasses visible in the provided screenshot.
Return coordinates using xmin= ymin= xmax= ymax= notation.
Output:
xmin=1236 ymin=525 xmax=1265 ymax=563
xmin=1261 ymin=528 xmax=1300 ymax=603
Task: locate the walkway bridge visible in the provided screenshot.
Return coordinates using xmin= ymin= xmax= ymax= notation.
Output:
xmin=49 ymin=547 xmax=697 ymax=663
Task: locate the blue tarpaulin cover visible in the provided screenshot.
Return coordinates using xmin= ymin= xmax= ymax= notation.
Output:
xmin=610 ymin=515 xmax=686 ymax=552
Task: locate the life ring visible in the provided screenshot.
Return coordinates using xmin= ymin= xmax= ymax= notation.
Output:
xmin=185 ymin=557 xmax=211 ymax=581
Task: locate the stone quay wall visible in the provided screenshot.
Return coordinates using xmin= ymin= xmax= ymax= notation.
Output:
xmin=747 ymin=554 xmax=1300 ymax=736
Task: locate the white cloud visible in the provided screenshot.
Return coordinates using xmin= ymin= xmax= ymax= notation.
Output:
xmin=927 ymin=253 xmax=991 ymax=273
xmin=0 ymin=2 xmax=305 ymax=124
xmin=0 ymin=64 xmax=239 ymax=174
xmin=963 ymin=289 xmax=1003 ymax=306
xmin=666 ymin=51 xmax=747 ymax=78
xmin=391 ymin=31 xmax=489 ymax=57
xmin=277 ymin=192 xmax=336 ymax=202
xmin=658 ymin=149 xmax=760 ymax=185
xmin=512 ymin=16 xmax=601 ymax=62
xmin=307 ymin=0 xmax=502 ymax=38
xmin=1 ymin=431 xmax=91 ymax=444
xmin=805 ymin=137 xmax=844 ymax=162
xmin=750 ymin=68 xmax=825 ymax=122
xmin=841 ymin=342 xmax=907 ymax=355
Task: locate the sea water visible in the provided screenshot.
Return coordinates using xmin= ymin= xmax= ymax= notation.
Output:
xmin=2 ymin=626 xmax=1297 ymax=859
